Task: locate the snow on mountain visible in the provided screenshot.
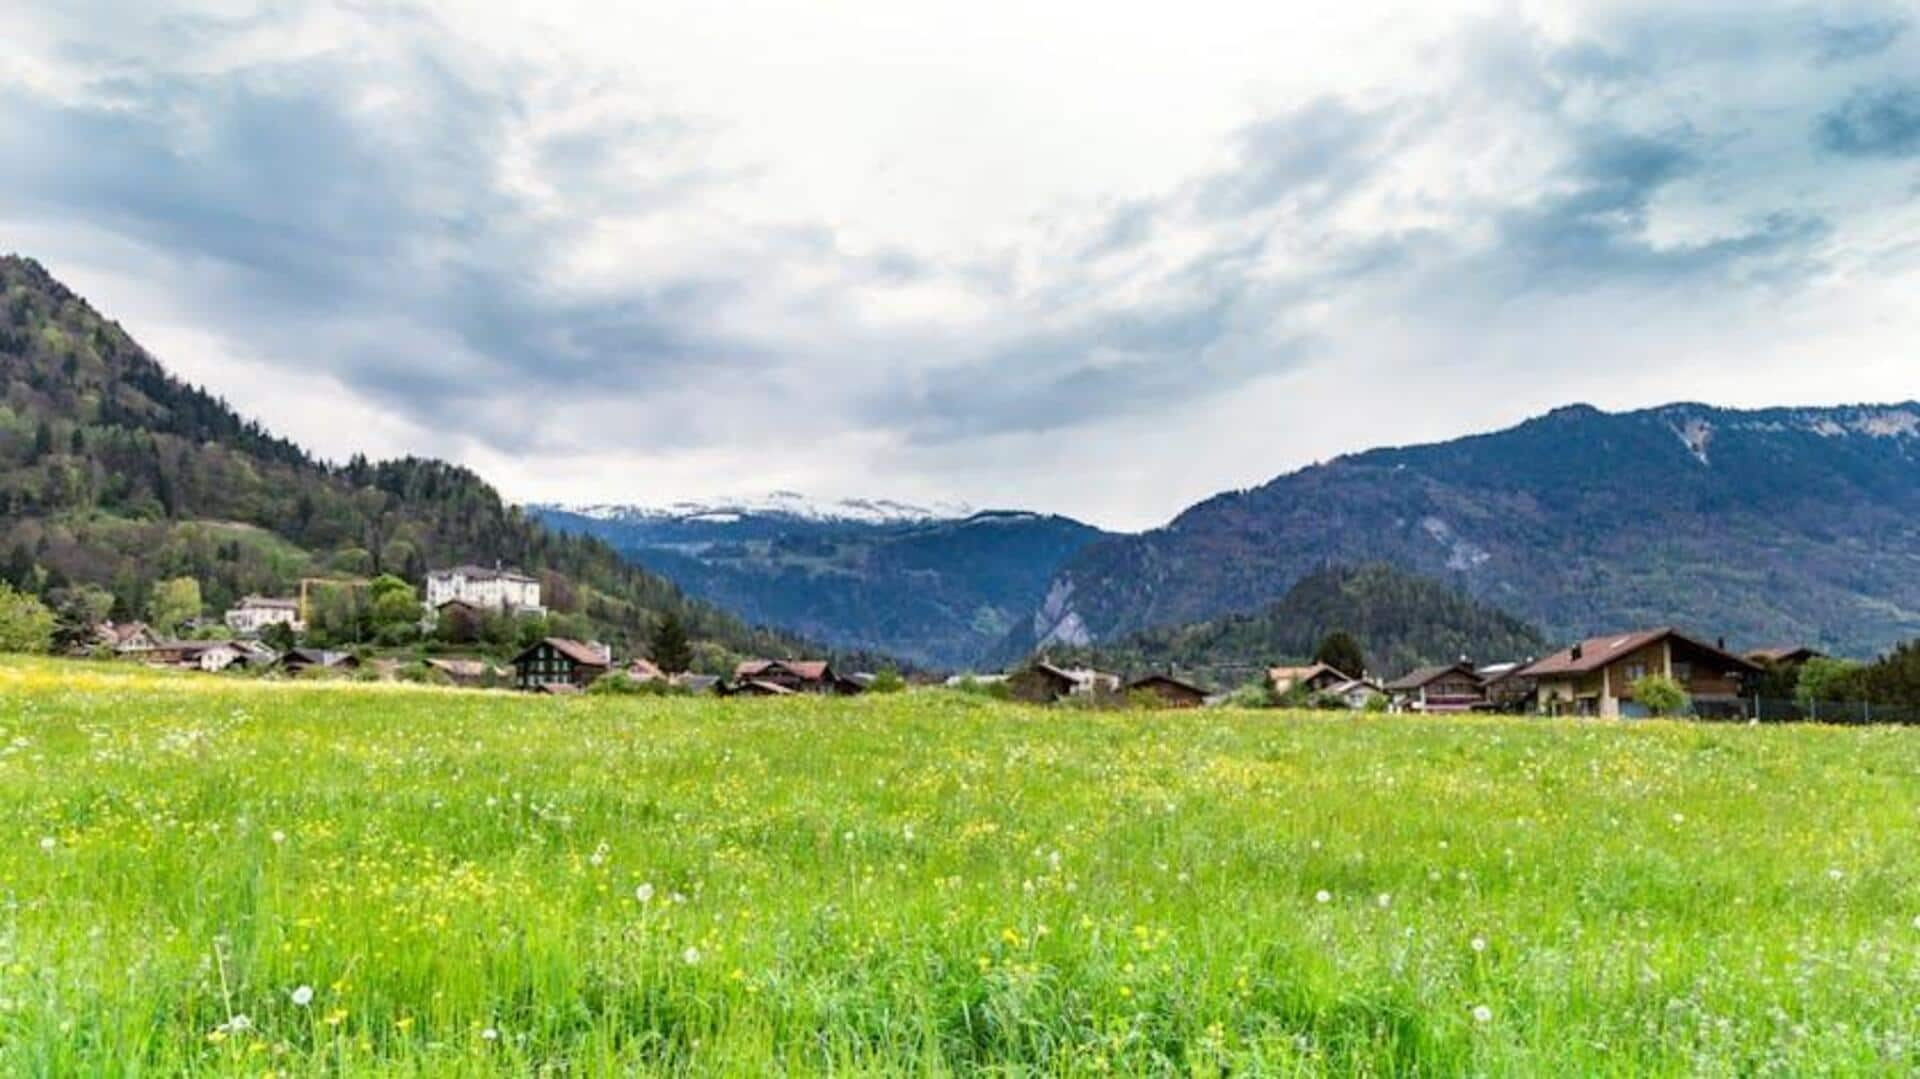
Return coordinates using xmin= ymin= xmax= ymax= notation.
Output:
xmin=557 ymin=491 xmax=976 ymax=526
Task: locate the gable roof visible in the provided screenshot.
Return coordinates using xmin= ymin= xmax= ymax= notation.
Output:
xmin=431 ymin=564 xmax=539 ymax=584
xmin=734 ymin=659 xmax=831 ymax=681
xmin=1383 ymin=662 xmax=1480 ymax=692
xmin=515 ymin=637 xmax=609 ymax=668
xmin=1522 ymin=628 xmax=1761 ymax=678
xmin=1127 ymin=673 xmax=1210 ymax=697
xmin=1747 ymin=645 xmax=1825 ymax=665
xmin=1268 ymin=663 xmax=1350 ymax=685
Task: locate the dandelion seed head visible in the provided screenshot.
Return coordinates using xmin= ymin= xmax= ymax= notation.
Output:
xmin=635 ymin=883 xmax=654 ymax=903
xmin=38 ymin=836 xmax=55 ymax=851
xmin=681 ymin=947 xmax=701 ymax=965
xmin=1315 ymin=890 xmax=1332 ymax=904
xmin=1471 ymin=936 xmax=1488 ymax=953
xmin=1472 ymin=1004 xmax=1493 ymax=1024
xmin=290 ymin=985 xmax=313 ymax=1007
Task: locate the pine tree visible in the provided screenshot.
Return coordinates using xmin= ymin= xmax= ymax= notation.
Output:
xmin=649 ymin=611 xmax=693 ymax=674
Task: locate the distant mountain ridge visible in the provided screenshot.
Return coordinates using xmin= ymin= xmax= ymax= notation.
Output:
xmin=532 ymin=502 xmax=1109 ymax=669
xmin=1013 ymin=401 xmax=1920 ymax=660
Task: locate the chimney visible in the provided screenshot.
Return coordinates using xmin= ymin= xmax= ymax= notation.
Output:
xmin=1717 ymin=636 xmax=1726 ymax=651
xmin=1571 ymin=643 xmax=1583 ymax=661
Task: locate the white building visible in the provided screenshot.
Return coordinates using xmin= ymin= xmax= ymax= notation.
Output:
xmin=425 ymin=565 xmax=545 ymax=616
xmin=223 ymin=596 xmax=304 ymax=637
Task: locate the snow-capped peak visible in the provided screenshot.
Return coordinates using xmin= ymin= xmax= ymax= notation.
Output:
xmin=559 ymin=491 xmax=975 ymax=525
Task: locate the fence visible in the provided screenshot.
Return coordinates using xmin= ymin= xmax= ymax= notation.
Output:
xmin=1745 ymin=697 xmax=1917 ymax=726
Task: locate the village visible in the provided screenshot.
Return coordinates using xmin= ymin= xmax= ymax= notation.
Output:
xmin=70 ymin=561 xmax=1848 ymax=721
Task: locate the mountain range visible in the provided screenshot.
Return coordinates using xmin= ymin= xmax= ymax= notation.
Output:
xmin=531 ymin=500 xmax=1107 ymax=668
xmin=1012 ymin=401 xmax=1920 ymax=662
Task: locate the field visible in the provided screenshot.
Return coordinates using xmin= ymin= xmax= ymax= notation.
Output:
xmin=2 ymin=660 xmax=1916 ymax=1075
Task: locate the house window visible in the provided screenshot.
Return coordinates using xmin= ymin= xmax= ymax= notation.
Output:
xmin=1672 ymin=661 xmax=1693 ymax=683
xmin=1624 ymin=663 xmax=1647 ymax=683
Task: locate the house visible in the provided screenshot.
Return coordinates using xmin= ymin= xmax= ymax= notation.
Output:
xmin=93 ymin=621 xmax=159 ymax=654
xmin=1323 ymin=677 xmax=1386 ymax=710
xmin=134 ymin=640 xmax=244 ymax=672
xmin=626 ymin=657 xmax=666 ymax=682
xmin=425 ymin=565 xmax=545 ymax=617
xmin=1126 ymin=673 xmax=1210 ymax=708
xmin=731 ymin=659 xmax=863 ymax=695
xmin=280 ymin=648 xmax=360 ymax=675
xmin=223 ymin=595 xmax=304 ymax=637
xmin=1384 ymin=662 xmax=1487 ymax=713
xmin=229 ymin=640 xmax=280 ymax=667
xmin=424 ymin=657 xmax=503 ymax=686
xmin=729 ymin=679 xmax=796 ymax=698
xmin=1747 ymin=645 xmax=1825 ymax=668
xmin=1006 ymin=661 xmax=1122 ymax=703
xmin=1476 ymin=661 xmax=1538 ymax=712
xmin=1268 ymin=664 xmax=1355 ymax=696
xmin=1522 ymin=628 xmax=1760 ymax=718
xmin=512 ymin=637 xmax=610 ymax=691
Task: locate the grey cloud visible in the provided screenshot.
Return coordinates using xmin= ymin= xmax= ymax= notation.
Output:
xmin=1196 ymin=98 xmax=1386 ymax=217
xmin=1818 ymin=84 xmax=1920 ymax=157
xmin=1811 ymin=14 xmax=1908 ymax=63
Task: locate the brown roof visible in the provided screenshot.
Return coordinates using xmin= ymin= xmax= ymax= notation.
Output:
xmin=1127 ymin=673 xmax=1210 ymax=697
xmin=627 ymin=658 xmax=665 ymax=680
xmin=734 ymin=659 xmax=830 ymax=681
xmin=1268 ymin=663 xmax=1351 ymax=685
xmin=1747 ymin=645 xmax=1824 ymax=665
xmin=733 ymin=679 xmax=796 ymax=696
xmin=1522 ymin=628 xmax=1761 ymax=678
xmin=1383 ymin=662 xmax=1479 ymax=692
xmin=517 ymin=637 xmax=609 ymax=668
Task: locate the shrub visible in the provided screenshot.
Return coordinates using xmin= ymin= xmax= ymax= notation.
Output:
xmin=1631 ymin=674 xmax=1690 ymax=717
xmin=867 ymin=668 xmax=907 ymax=694
xmin=0 ymin=583 xmax=55 ymax=654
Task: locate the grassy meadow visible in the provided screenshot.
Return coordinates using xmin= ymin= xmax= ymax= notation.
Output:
xmin=2 ymin=658 xmax=1916 ymax=1075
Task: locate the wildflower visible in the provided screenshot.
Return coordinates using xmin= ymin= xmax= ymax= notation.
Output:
xmin=481 ymin=1027 xmax=499 ymax=1041
xmin=323 ymin=1008 xmax=348 ymax=1027
xmin=1314 ymin=890 xmax=1331 ymax=904
xmin=290 ymin=985 xmax=314 ymax=1007
xmin=1827 ymin=868 xmax=1843 ymax=881
xmin=38 ymin=837 xmax=55 ymax=851
xmin=681 ymin=946 xmax=701 ymax=965
xmin=394 ymin=1016 xmax=413 ymax=1032
xmin=1471 ymin=936 xmax=1488 ymax=953
xmin=271 ymin=830 xmax=286 ymax=844
xmin=1376 ymin=893 xmax=1392 ymax=908
xmin=1671 ymin=813 xmax=1685 ymax=824
xmin=1472 ymin=1004 xmax=1493 ymax=1024
xmin=635 ymin=883 xmax=654 ymax=903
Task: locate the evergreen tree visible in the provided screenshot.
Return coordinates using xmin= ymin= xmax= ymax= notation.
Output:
xmin=649 ymin=611 xmax=693 ymax=674
xmin=1313 ymin=630 xmax=1368 ymax=678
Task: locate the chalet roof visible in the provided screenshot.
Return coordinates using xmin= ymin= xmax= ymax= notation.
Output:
xmin=1029 ymin=661 xmax=1118 ymax=688
xmin=1522 ymin=628 xmax=1761 ymax=678
xmin=1127 ymin=673 xmax=1210 ymax=696
xmin=627 ymin=658 xmax=666 ymax=680
xmin=1747 ymin=645 xmax=1825 ymax=665
xmin=1384 ymin=662 xmax=1480 ymax=692
xmin=283 ymin=647 xmax=355 ymax=668
xmin=426 ymin=658 xmax=494 ymax=677
xmin=735 ymin=659 xmax=831 ymax=681
xmin=1268 ymin=663 xmax=1351 ymax=684
xmin=734 ymin=679 xmax=796 ymax=696
xmin=516 ymin=637 xmax=610 ymax=668
xmin=431 ymin=564 xmax=538 ymax=584
xmin=235 ymin=595 xmax=299 ymax=610
xmin=1476 ymin=661 xmax=1533 ymax=683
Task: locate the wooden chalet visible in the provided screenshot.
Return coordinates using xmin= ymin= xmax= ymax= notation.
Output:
xmin=730 ymin=659 xmax=862 ymax=695
xmin=1268 ymin=663 xmax=1354 ymax=696
xmin=1475 ymin=661 xmax=1538 ymax=712
xmin=1126 ymin=673 xmax=1210 ymax=709
xmin=279 ymin=648 xmax=360 ymax=674
xmin=1383 ymin=662 xmax=1486 ymax=713
xmin=1006 ymin=661 xmax=1121 ymax=704
xmin=1521 ymin=628 xmax=1759 ymax=718
xmin=513 ymin=638 xmax=611 ymax=691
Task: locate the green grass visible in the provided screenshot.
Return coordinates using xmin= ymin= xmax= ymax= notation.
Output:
xmin=2 ymin=657 xmax=1916 ymax=1075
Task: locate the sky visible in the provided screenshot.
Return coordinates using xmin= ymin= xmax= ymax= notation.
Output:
xmin=3 ymin=1 xmax=1916 ymax=530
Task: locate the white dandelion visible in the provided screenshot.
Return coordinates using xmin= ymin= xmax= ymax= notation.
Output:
xmin=38 ymin=836 xmax=55 ymax=851
xmin=1314 ymin=890 xmax=1332 ymax=904
xmin=1376 ymin=893 xmax=1392 ymax=909
xmin=635 ymin=883 xmax=654 ymax=903
xmin=270 ymin=830 xmax=286 ymax=844
xmin=1471 ymin=936 xmax=1488 ymax=953
xmin=290 ymin=985 xmax=314 ymax=1007
xmin=1471 ymin=1004 xmax=1493 ymax=1024
xmin=681 ymin=946 xmax=701 ymax=965
xmin=481 ymin=1027 xmax=499 ymax=1041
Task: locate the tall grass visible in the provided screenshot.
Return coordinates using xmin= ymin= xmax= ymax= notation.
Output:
xmin=1 ymin=657 xmax=1915 ymax=1074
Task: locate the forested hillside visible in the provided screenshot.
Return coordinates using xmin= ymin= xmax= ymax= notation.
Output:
xmin=535 ymin=504 xmax=1108 ymax=668
xmin=0 ymin=254 xmax=803 ymax=660
xmin=1038 ymin=563 xmax=1547 ymax=682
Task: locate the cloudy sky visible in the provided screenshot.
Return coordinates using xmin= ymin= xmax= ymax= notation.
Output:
xmin=3 ymin=1 xmax=1916 ymax=528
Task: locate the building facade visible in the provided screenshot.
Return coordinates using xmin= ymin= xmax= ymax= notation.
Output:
xmin=223 ymin=596 xmax=304 ymax=637
xmin=425 ymin=565 xmax=545 ymax=616
xmin=1524 ymin=629 xmax=1758 ymax=718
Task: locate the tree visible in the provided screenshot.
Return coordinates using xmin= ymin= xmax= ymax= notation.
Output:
xmin=1794 ymin=657 xmax=1863 ymax=709
xmin=1313 ymin=630 xmax=1367 ymax=678
xmin=369 ymin=574 xmax=422 ymax=635
xmin=649 ymin=611 xmax=693 ymax=674
xmin=0 ymin=583 xmax=56 ymax=654
xmin=147 ymin=576 xmax=203 ymax=636
xmin=867 ymin=667 xmax=907 ymax=694
xmin=261 ymin=621 xmax=298 ymax=653
xmin=1631 ymin=674 xmax=1690 ymax=718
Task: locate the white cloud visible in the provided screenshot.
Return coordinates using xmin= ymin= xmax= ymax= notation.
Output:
xmin=1 ymin=0 xmax=1915 ymax=529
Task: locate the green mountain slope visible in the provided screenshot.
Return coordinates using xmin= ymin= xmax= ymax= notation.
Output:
xmin=1038 ymin=563 xmax=1547 ymax=683
xmin=0 ymin=253 xmax=806 ymax=661
xmin=1017 ymin=402 xmax=1920 ymax=660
